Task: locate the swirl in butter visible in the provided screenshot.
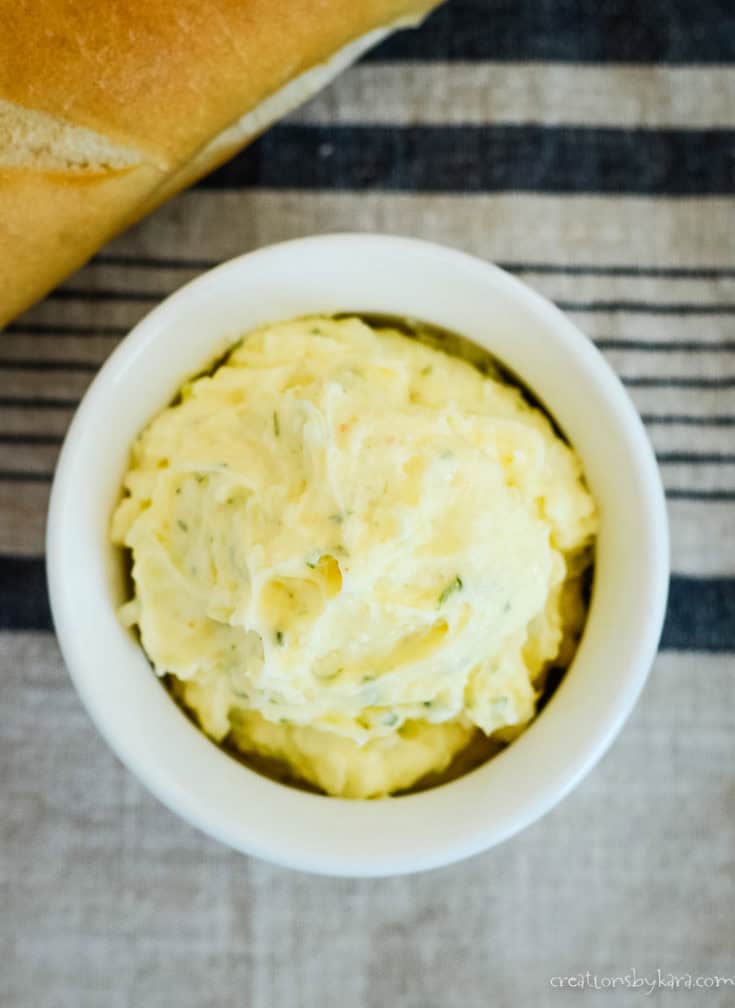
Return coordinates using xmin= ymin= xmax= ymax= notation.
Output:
xmin=112 ymin=316 xmax=597 ymax=798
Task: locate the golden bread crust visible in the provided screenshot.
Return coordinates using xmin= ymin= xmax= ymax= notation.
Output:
xmin=0 ymin=0 xmax=440 ymax=325
xmin=0 ymin=164 xmax=165 ymax=326
xmin=0 ymin=0 xmax=433 ymax=165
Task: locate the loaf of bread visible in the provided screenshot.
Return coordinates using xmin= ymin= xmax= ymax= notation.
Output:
xmin=0 ymin=0 xmax=440 ymax=326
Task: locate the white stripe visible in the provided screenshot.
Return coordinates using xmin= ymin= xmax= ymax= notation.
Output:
xmin=563 ymin=313 xmax=735 ymax=345
xmin=648 ymin=424 xmax=735 ymax=457
xmin=1 ymin=370 xmax=92 ymax=401
xmin=600 ymin=348 xmax=735 ymax=381
xmin=0 ymin=406 xmax=73 ymax=437
xmin=517 ymin=272 xmax=735 ymax=307
xmin=100 ymin=191 xmax=735 ymax=269
xmin=0 ymin=334 xmax=117 ymax=364
xmin=0 ymin=443 xmax=56 ymax=472
xmin=0 ymin=482 xmax=48 ymax=556
xmin=289 ymin=63 xmax=735 ymax=129
xmin=17 ymin=299 xmax=150 ymax=332
xmin=627 ymin=385 xmax=735 ymax=418
xmin=661 ymin=461 xmax=735 ymax=490
xmin=65 ymin=259 xmax=735 ymax=309
xmin=668 ymin=499 xmax=735 ymax=575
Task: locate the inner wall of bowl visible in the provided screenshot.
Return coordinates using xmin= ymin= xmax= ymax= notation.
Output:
xmin=51 ymin=237 xmax=664 ymax=873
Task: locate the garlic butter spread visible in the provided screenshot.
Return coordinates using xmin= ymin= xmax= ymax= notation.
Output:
xmin=112 ymin=316 xmax=597 ymax=798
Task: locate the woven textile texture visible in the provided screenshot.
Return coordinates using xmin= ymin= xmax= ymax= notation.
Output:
xmin=2 ymin=2 xmax=734 ymax=1005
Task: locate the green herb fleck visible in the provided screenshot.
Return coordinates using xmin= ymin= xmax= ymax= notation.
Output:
xmin=328 ymin=513 xmax=343 ymax=524
xmin=273 ymin=411 xmax=280 ymax=437
xmin=362 ymin=674 xmax=376 ymax=684
xmin=438 ymin=575 xmax=463 ymax=606
xmin=383 ymin=712 xmax=399 ymax=727
xmin=195 ymin=474 xmax=206 ymax=483
xmin=423 ymin=700 xmax=433 ymax=708
xmin=229 ymin=674 xmax=249 ymax=700
xmin=421 ymin=364 xmax=433 ymax=376
xmin=311 ymin=326 xmax=322 ymax=336
xmin=275 ymin=631 xmax=284 ymax=646
xmin=177 ymin=520 xmax=189 ymax=532
xmin=175 ymin=487 xmax=182 ymax=495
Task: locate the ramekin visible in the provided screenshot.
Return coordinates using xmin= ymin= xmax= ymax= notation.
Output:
xmin=47 ymin=235 xmax=669 ymax=877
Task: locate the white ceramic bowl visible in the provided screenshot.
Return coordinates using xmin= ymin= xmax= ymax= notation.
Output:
xmin=47 ymin=234 xmax=669 ymax=877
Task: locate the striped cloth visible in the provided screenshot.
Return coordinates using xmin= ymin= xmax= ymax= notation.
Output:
xmin=3 ymin=3 xmax=735 ymax=1004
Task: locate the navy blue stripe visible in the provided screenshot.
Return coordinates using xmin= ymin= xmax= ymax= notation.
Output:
xmin=199 ymin=125 xmax=735 ymax=196
xmin=50 ymin=288 xmax=159 ymax=303
xmin=0 ymin=434 xmax=63 ymax=446
xmin=0 ymin=397 xmax=77 ymax=410
xmin=4 ymin=323 xmax=128 ymax=336
xmin=83 ymin=255 xmax=735 ymax=281
xmin=623 ymin=376 xmax=735 ymax=389
xmin=559 ymin=301 xmax=735 ymax=316
xmin=2 ymin=558 xmax=732 ymax=649
xmin=595 ymin=340 xmax=735 ymax=352
xmin=365 ymin=0 xmax=735 ymax=64
xmin=658 ymin=453 xmax=735 ymax=465
xmin=500 ymin=264 xmax=735 ymax=280
xmin=92 ymin=254 xmax=217 ymax=272
xmin=643 ymin=415 xmax=735 ymax=426
xmin=662 ymin=576 xmax=735 ymax=651
xmin=0 ymin=359 xmax=98 ymax=372
xmin=666 ymin=490 xmax=735 ymax=501
xmin=0 ymin=558 xmax=51 ymax=632
xmin=0 ymin=472 xmax=52 ymax=483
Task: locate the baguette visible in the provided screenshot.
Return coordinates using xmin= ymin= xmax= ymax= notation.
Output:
xmin=0 ymin=0 xmax=441 ymax=327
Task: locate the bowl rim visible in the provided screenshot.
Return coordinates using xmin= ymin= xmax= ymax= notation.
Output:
xmin=46 ymin=233 xmax=670 ymax=876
